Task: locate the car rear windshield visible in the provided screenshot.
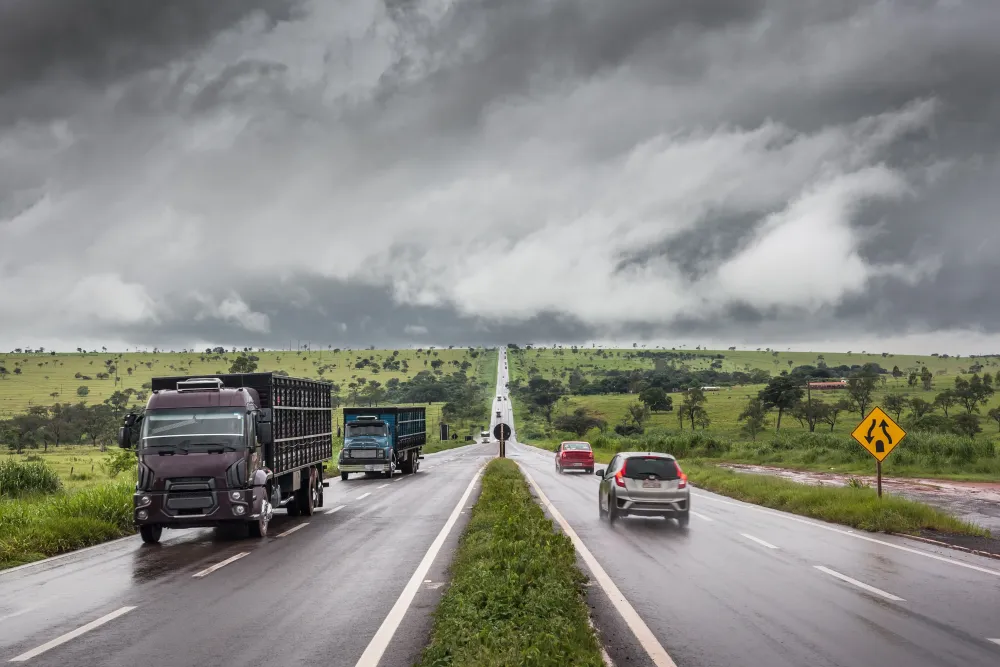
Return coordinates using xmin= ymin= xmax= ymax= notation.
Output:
xmin=624 ymin=457 xmax=679 ymax=480
xmin=563 ymin=442 xmax=591 ymax=451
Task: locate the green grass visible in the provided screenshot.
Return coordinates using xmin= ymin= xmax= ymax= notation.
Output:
xmin=0 ymin=459 xmax=63 ymax=496
xmin=0 ymin=476 xmax=135 ymax=570
xmin=0 ymin=347 xmax=497 ymax=417
xmin=1 ymin=447 xmax=112 ymax=492
xmin=681 ymin=461 xmax=989 ymax=537
xmin=417 ymin=459 xmax=604 ymax=667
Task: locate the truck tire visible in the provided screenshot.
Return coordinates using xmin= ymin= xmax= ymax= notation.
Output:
xmin=296 ymin=479 xmax=317 ymax=517
xmin=139 ymin=524 xmax=162 ymax=544
xmin=286 ymin=499 xmax=301 ymax=516
xmin=341 ymin=472 xmax=348 ymax=481
xmin=248 ymin=514 xmax=268 ymax=538
xmin=383 ymin=455 xmax=395 ymax=479
xmin=400 ymin=452 xmax=413 ymax=475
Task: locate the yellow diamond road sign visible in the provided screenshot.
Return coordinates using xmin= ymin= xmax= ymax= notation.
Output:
xmin=851 ymin=406 xmax=906 ymax=462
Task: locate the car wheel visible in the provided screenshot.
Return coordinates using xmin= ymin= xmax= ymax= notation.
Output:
xmin=677 ymin=511 xmax=690 ymax=527
xmin=608 ymin=491 xmax=618 ymax=524
xmin=341 ymin=472 xmax=349 ymax=481
xmin=139 ymin=524 xmax=162 ymax=544
xmin=598 ymin=493 xmax=607 ymax=519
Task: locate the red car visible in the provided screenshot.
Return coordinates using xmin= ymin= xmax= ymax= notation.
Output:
xmin=555 ymin=441 xmax=595 ymax=474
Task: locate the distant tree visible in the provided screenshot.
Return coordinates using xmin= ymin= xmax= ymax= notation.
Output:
xmin=846 ymin=370 xmax=879 ymax=419
xmin=987 ymin=407 xmax=1000 ymax=432
xmin=229 ymin=353 xmax=259 ymax=374
xmin=13 ymin=367 xmax=22 ymax=375
xmin=554 ymin=407 xmax=606 ymax=437
xmin=76 ymin=385 xmax=89 ymax=397
xmin=952 ymin=413 xmax=981 ymax=438
xmin=908 ymin=397 xmax=934 ymax=421
xmin=953 ymin=374 xmax=993 ymax=414
xmin=738 ymin=398 xmax=769 ymax=440
xmin=790 ymin=400 xmax=830 ymax=433
xmin=821 ymin=399 xmax=852 ymax=432
xmin=882 ymin=393 xmax=909 ymax=422
xmin=678 ymin=388 xmax=708 ymax=431
xmin=920 ymin=366 xmax=933 ymax=390
xmin=934 ymin=389 xmax=957 ymax=417
xmin=758 ymin=376 xmax=804 ymax=431
xmin=627 ymin=401 xmax=651 ymax=428
xmin=638 ymin=387 xmax=672 ymax=413
xmin=907 ymin=371 xmax=918 ymax=388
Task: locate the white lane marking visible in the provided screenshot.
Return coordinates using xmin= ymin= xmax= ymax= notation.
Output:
xmin=814 ymin=566 xmax=906 ymax=602
xmin=987 ymin=638 xmax=1000 ymax=646
xmin=690 ymin=511 xmax=714 ymax=522
xmin=694 ymin=492 xmax=1000 ymax=577
xmin=0 ymin=535 xmax=137 ymax=577
xmin=377 ymin=484 xmax=389 ymax=489
xmin=519 ymin=465 xmax=678 ymax=667
xmin=320 ymin=504 xmax=346 ymax=514
xmin=354 ymin=467 xmax=483 ymax=667
xmin=9 ymin=606 xmax=136 ymax=662
xmin=0 ymin=607 xmax=35 ymax=623
xmin=275 ymin=523 xmax=309 ymax=538
xmin=740 ymin=533 xmax=778 ymax=549
xmin=191 ymin=552 xmax=250 ymax=578
xmin=356 ymin=492 xmax=371 ymax=500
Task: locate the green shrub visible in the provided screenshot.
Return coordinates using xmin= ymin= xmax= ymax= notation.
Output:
xmin=0 ymin=459 xmax=62 ymax=497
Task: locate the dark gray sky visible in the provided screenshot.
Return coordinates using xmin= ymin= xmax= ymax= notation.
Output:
xmin=2 ymin=0 xmax=999 ymax=354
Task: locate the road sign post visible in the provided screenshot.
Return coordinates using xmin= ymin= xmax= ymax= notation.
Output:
xmin=850 ymin=406 xmax=906 ymax=498
xmin=493 ymin=422 xmax=511 ymax=459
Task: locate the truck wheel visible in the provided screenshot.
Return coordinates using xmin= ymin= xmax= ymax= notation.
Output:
xmin=296 ymin=480 xmax=317 ymax=517
xmin=400 ymin=453 xmax=413 ymax=475
xmin=139 ymin=524 xmax=162 ymax=544
xmin=286 ymin=499 xmax=301 ymax=517
xmin=341 ymin=472 xmax=348 ymax=481
xmin=384 ymin=455 xmax=395 ymax=479
xmin=248 ymin=514 xmax=268 ymax=538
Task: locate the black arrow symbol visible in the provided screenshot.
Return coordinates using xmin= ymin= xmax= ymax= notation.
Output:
xmin=879 ymin=420 xmax=893 ymax=445
xmin=865 ymin=419 xmax=876 ymax=444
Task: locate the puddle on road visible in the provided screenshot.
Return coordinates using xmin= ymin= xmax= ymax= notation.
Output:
xmin=719 ymin=463 xmax=1000 ymax=533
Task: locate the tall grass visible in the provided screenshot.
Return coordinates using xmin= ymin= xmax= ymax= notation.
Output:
xmin=0 ymin=459 xmax=62 ymax=497
xmin=0 ymin=475 xmax=135 ymax=569
xmin=417 ymin=459 xmax=604 ymax=667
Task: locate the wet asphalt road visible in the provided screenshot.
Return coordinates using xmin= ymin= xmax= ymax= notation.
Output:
xmin=4 ymin=349 xmax=1000 ymax=666
xmin=0 ymin=442 xmax=495 ymax=667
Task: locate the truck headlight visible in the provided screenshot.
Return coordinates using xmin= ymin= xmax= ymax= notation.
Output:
xmin=234 ymin=505 xmax=246 ymax=515
xmin=138 ymin=495 xmax=151 ymax=507
xmin=231 ymin=491 xmax=242 ymax=501
xmin=137 ymin=510 xmax=148 ymax=520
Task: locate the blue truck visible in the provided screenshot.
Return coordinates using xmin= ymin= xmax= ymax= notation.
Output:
xmin=339 ymin=407 xmax=426 ymax=480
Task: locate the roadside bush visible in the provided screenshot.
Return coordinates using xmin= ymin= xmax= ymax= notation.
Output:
xmin=101 ymin=448 xmax=136 ymax=478
xmin=0 ymin=460 xmax=62 ymax=497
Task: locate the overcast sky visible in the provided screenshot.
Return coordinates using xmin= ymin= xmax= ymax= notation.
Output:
xmin=2 ymin=0 xmax=999 ymax=355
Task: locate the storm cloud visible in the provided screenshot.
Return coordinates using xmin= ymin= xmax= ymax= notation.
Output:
xmin=2 ymin=0 xmax=999 ymax=353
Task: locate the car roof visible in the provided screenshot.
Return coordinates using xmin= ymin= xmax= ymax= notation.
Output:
xmin=617 ymin=451 xmax=676 ymax=460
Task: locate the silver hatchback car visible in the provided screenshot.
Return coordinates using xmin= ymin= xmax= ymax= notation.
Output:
xmin=596 ymin=452 xmax=690 ymax=526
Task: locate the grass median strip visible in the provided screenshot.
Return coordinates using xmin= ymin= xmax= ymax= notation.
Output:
xmin=417 ymin=458 xmax=604 ymax=667
xmin=684 ymin=461 xmax=988 ymax=536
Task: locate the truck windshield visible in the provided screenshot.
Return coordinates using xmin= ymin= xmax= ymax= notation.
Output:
xmin=141 ymin=408 xmax=246 ymax=449
xmin=345 ymin=423 xmax=388 ymax=437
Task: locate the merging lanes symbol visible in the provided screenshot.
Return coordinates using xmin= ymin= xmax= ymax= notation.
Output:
xmin=851 ymin=406 xmax=906 ymax=462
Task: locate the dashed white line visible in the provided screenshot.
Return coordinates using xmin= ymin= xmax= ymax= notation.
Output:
xmin=356 ymin=492 xmax=371 ymax=500
xmin=814 ymin=565 xmax=905 ymax=601
xmin=740 ymin=533 xmax=778 ymax=550
xmin=192 ymin=552 xmax=250 ymax=578
xmin=275 ymin=523 xmax=309 ymax=538
xmin=987 ymin=638 xmax=1000 ymax=646
xmin=690 ymin=511 xmax=714 ymax=522
xmin=9 ymin=606 xmax=137 ymax=662
xmin=354 ymin=467 xmax=483 ymax=667
xmin=519 ymin=465 xmax=678 ymax=667
xmin=377 ymin=484 xmax=389 ymax=489
xmin=694 ymin=492 xmax=1000 ymax=577
xmin=320 ymin=504 xmax=346 ymax=514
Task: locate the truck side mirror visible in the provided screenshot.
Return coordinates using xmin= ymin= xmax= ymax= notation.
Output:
xmin=124 ymin=412 xmax=138 ymax=427
xmin=256 ymin=421 xmax=272 ymax=444
xmin=257 ymin=408 xmax=272 ymax=422
xmin=118 ymin=426 xmax=132 ymax=449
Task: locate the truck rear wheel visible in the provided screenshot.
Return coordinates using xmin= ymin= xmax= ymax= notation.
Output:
xmin=400 ymin=453 xmax=414 ymax=475
xmin=341 ymin=472 xmax=348 ymax=481
xmin=139 ymin=524 xmax=162 ymax=544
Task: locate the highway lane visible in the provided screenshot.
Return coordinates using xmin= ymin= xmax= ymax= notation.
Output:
xmin=510 ymin=439 xmax=1000 ymax=666
xmin=0 ymin=442 xmax=494 ymax=666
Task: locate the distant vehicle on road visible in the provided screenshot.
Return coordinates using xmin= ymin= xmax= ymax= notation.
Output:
xmin=596 ymin=452 xmax=689 ymax=526
xmin=340 ymin=407 xmax=426 ymax=480
xmin=480 ymin=430 xmax=490 ymax=443
xmin=555 ymin=441 xmax=594 ymax=474
xmin=496 ymin=409 xmax=502 ymax=418
xmin=118 ymin=373 xmax=333 ymax=543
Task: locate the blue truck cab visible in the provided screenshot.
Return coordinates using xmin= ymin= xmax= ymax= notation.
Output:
xmin=339 ymin=407 xmax=426 ymax=480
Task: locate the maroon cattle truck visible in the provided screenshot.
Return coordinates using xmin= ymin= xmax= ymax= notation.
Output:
xmin=117 ymin=373 xmax=333 ymax=543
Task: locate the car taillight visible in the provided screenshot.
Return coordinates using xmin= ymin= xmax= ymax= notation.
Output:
xmin=614 ymin=461 xmax=626 ymax=487
xmin=675 ymin=462 xmax=687 ymax=488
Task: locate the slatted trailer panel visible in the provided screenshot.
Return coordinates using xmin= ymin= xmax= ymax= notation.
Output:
xmin=150 ymin=373 xmax=333 ymax=475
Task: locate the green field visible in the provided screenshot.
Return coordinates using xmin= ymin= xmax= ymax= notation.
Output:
xmin=508 ymin=347 xmax=1000 ymax=481
xmin=0 ymin=347 xmax=497 ymax=417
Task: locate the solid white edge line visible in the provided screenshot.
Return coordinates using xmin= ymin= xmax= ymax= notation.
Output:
xmin=9 ymin=606 xmax=137 ymax=662
xmin=693 ymin=491 xmax=1000 ymax=577
xmin=987 ymin=638 xmax=1000 ymax=646
xmin=191 ymin=552 xmax=250 ymax=578
xmin=690 ymin=511 xmax=714 ymax=522
xmin=376 ymin=484 xmax=389 ymax=489
xmin=275 ymin=523 xmax=309 ymax=538
xmin=0 ymin=534 xmax=137 ymax=577
xmin=353 ymin=466 xmax=483 ymax=667
xmin=356 ymin=492 xmax=371 ymax=500
xmin=740 ymin=533 xmax=779 ymax=550
xmin=813 ymin=565 xmax=906 ymax=602
xmin=518 ymin=465 xmax=678 ymax=667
